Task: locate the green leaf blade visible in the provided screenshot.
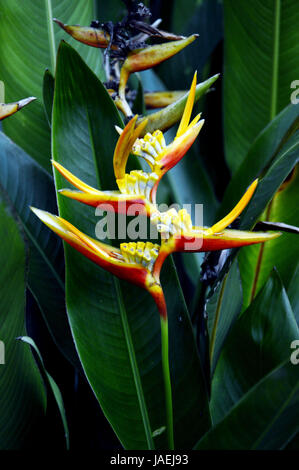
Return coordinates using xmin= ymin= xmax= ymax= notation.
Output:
xmin=0 ymin=0 xmax=104 ymax=171
xmin=223 ymin=0 xmax=299 ymax=173
xmin=0 ymin=198 xmax=46 ymax=449
xmin=210 ymin=271 xmax=298 ymax=427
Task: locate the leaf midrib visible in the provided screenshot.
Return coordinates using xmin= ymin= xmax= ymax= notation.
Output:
xmin=270 ymin=0 xmax=281 ymax=121
xmin=45 ymin=0 xmax=56 ymax=73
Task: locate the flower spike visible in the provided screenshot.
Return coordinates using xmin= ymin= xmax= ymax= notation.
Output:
xmin=0 ymin=96 xmax=36 ymax=121
xmin=31 ymin=207 xmax=167 ymax=318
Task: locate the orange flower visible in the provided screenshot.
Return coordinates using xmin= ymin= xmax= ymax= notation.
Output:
xmin=131 ymin=72 xmax=204 ymax=202
xmin=151 ymin=180 xmax=281 ymax=279
xmin=31 ymin=208 xmax=167 ymax=319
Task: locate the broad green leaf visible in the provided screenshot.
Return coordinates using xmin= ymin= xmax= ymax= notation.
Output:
xmin=130 ymin=74 xmax=146 ymax=116
xmin=0 ymin=0 xmax=104 ymax=172
xmin=210 ymin=271 xmax=299 ymax=428
xmin=0 ymin=131 xmax=78 ymax=368
xmin=94 ymin=0 xmax=126 ymax=22
xmin=43 ymin=69 xmax=55 ymax=126
xmin=20 ymin=336 xmax=69 ymax=450
xmin=0 ymin=198 xmax=46 ymax=449
xmin=284 ymin=432 xmax=299 ymax=450
xmin=207 ymin=259 xmax=242 ymax=374
xmin=212 ymin=126 xmax=299 ymax=299
xmin=223 ymin=0 xmax=299 ymax=173
xmin=239 ymin=132 xmax=299 ymax=230
xmin=219 ymin=103 xmax=299 ymax=218
xmin=52 ymin=42 xmax=211 ymax=450
xmin=239 ymin=166 xmax=299 ymax=309
xmin=158 ymin=0 xmax=223 ymax=87
xmin=195 ymin=359 xmax=299 ymax=449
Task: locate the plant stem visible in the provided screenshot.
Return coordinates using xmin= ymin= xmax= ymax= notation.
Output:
xmin=160 ymin=315 xmax=174 ymax=450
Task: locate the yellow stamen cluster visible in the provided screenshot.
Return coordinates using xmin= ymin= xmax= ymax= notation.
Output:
xmin=151 ymin=208 xmax=193 ymax=235
xmin=132 ymin=130 xmax=166 ymax=169
xmin=117 ymin=170 xmax=159 ymax=199
xmin=120 ymin=241 xmax=160 ymax=272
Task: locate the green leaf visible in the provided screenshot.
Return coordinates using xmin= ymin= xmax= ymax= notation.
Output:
xmin=52 ymin=41 xmax=211 ymax=450
xmin=213 ymin=123 xmax=299 ymax=303
xmin=131 ymin=74 xmax=146 ymax=116
xmin=195 ymin=359 xmax=299 ymax=449
xmin=43 ymin=69 xmax=55 ymax=126
xmin=19 ymin=336 xmax=69 ymax=450
xmin=239 ymin=132 xmax=299 ymax=230
xmin=0 ymin=198 xmax=46 ymax=449
xmin=239 ymin=166 xmax=299 ymax=309
xmin=94 ymin=0 xmax=125 ymax=23
xmin=0 ymin=0 xmax=104 ymax=172
xmin=207 ymin=259 xmax=242 ymax=374
xmin=218 ymin=103 xmax=299 ymax=218
xmin=210 ymin=271 xmax=298 ymax=428
xmin=0 ymin=131 xmax=78 ymax=368
xmin=157 ymin=0 xmax=223 ymax=87
xmin=223 ymin=0 xmax=299 ymax=173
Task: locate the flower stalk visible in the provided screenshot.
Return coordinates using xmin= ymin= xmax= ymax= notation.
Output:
xmin=160 ymin=315 xmax=174 ymax=450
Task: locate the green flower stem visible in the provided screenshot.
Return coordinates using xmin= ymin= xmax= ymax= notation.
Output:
xmin=160 ymin=315 xmax=174 ymax=450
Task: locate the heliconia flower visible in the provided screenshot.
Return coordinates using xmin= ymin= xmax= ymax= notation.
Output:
xmin=52 ymin=117 xmax=158 ymax=216
xmin=151 ymin=179 xmax=281 ymax=278
xmin=0 ymin=96 xmax=36 ymax=121
xmin=118 ymin=35 xmax=198 ymax=115
xmin=30 ymin=207 xmax=167 ymax=318
xmin=132 ymin=72 xmax=204 ymax=202
xmin=53 ymin=19 xmax=116 ymax=50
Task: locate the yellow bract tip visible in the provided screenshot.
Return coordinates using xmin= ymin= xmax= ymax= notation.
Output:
xmin=52 ymin=160 xmax=99 ymax=194
xmin=206 ymin=179 xmax=258 ymax=235
xmin=176 ymin=71 xmax=197 ymax=138
xmin=113 ymin=116 xmax=148 ymax=180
